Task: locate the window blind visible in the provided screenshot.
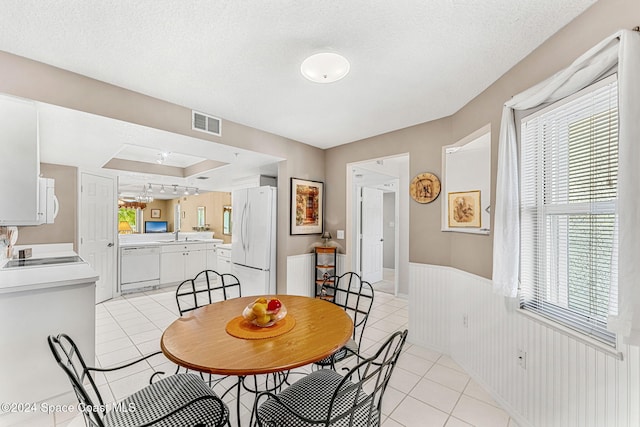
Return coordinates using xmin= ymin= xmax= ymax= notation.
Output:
xmin=520 ymin=75 xmax=618 ymax=346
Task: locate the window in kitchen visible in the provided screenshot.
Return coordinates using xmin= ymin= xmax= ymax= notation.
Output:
xmin=519 ymin=75 xmax=618 ymax=346
xmin=118 ymin=207 xmax=141 ymax=234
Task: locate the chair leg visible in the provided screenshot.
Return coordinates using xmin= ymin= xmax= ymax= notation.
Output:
xmin=235 ymin=376 xmax=243 ymax=427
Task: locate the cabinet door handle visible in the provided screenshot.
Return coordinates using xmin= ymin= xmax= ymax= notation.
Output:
xmin=107 ymin=243 xmax=114 ymax=247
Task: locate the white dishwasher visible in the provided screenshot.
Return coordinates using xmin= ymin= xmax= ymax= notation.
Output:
xmin=120 ymin=246 xmax=160 ymax=293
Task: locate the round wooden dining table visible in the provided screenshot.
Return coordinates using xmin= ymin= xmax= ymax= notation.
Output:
xmin=160 ymin=295 xmax=354 ymax=376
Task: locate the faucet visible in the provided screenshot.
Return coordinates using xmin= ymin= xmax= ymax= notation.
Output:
xmin=174 ymin=229 xmax=180 ymax=241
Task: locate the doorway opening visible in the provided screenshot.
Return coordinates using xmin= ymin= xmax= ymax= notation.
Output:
xmin=346 ymin=154 xmax=409 ymax=297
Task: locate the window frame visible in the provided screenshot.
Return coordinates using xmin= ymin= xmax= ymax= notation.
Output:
xmin=518 ymin=75 xmax=619 ymax=347
xmin=118 ymin=206 xmax=142 ymax=234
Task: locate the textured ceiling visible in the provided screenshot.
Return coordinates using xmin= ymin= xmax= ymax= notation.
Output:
xmin=0 ymin=0 xmax=596 ymax=149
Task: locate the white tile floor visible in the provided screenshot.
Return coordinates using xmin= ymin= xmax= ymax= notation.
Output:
xmin=41 ymin=287 xmax=518 ymax=427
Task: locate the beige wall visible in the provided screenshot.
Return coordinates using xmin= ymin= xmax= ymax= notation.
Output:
xmin=325 ymin=0 xmax=640 ymax=280
xmin=139 ymin=199 xmax=170 ymax=232
xmin=326 ymin=117 xmax=452 ymax=266
xmin=17 ymin=163 xmax=78 ymax=250
xmin=166 ymin=192 xmax=232 ymax=244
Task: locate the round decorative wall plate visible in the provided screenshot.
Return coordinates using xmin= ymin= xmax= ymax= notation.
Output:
xmin=410 ymin=172 xmax=441 ymax=204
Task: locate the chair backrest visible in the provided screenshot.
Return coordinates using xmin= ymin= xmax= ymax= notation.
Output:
xmin=328 ymin=329 xmax=408 ymax=426
xmin=176 ymin=269 xmax=241 ymax=315
xmin=321 ymin=272 xmax=374 ymax=350
xmin=48 ymin=334 xmax=106 ymax=427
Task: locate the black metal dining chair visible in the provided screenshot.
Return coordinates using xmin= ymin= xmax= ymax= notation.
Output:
xmin=254 ymin=329 xmax=408 ymax=427
xmin=315 ymin=272 xmax=375 ymax=370
xmin=48 ymin=333 xmax=230 ymax=427
xmin=175 ymin=269 xmax=242 ymax=315
xmin=175 ymin=269 xmax=242 ymax=386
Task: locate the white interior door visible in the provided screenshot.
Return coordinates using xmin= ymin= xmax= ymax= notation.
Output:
xmin=361 ymin=187 xmax=384 ymax=283
xmin=80 ymin=172 xmax=115 ymax=304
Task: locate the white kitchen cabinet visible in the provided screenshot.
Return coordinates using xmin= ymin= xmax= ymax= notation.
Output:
xmin=185 ymin=248 xmax=207 ymax=280
xmin=0 ymin=94 xmax=40 ymax=225
xmin=217 ymin=247 xmax=232 ymax=275
xmin=206 ymin=243 xmax=218 ymax=271
xmin=160 ymin=251 xmax=185 ymax=284
xmin=160 ymin=243 xmax=207 ymax=285
xmin=0 ymin=249 xmax=97 ymax=427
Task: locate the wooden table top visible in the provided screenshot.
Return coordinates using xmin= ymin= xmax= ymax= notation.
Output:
xmin=160 ymin=295 xmax=354 ymax=376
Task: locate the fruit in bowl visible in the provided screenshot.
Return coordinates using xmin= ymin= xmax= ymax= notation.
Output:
xmin=242 ymin=297 xmax=287 ymax=327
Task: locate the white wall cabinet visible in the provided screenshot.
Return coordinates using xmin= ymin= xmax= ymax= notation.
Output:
xmin=160 ymin=243 xmax=207 ymax=285
xmin=0 ymin=94 xmax=40 ymax=225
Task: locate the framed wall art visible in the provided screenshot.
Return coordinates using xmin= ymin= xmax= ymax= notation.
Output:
xmin=410 ymin=172 xmax=441 ymax=204
xmin=448 ymin=190 xmax=481 ymax=228
xmin=290 ymin=177 xmax=324 ymax=235
xmin=150 ymin=209 xmax=161 ymax=218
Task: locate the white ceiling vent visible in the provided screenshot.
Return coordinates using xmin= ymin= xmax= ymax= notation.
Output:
xmin=192 ymin=111 xmax=222 ymax=136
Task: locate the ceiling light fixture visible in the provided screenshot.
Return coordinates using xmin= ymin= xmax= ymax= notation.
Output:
xmin=156 ymin=152 xmax=170 ymax=164
xmin=135 ymin=185 xmax=154 ymax=203
xmin=301 ymin=52 xmax=350 ymax=83
xmin=125 ymin=183 xmax=203 ymax=199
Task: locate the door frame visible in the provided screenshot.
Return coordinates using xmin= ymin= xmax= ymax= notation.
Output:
xmin=347 ymin=155 xmax=408 ymax=296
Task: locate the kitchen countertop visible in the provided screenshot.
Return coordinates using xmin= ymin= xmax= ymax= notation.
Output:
xmin=119 ymin=238 xmax=223 ymax=248
xmin=0 ymin=243 xmax=99 ymax=294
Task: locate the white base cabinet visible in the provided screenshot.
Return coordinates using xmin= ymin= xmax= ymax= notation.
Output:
xmin=160 ymin=243 xmax=207 ymax=285
xmin=206 ymin=243 xmax=218 ymax=272
xmin=185 ymin=248 xmax=207 ymax=279
xmin=160 ymin=251 xmax=185 ymax=284
xmin=0 ymin=276 xmax=96 ymax=426
xmin=217 ymin=247 xmax=232 ymax=275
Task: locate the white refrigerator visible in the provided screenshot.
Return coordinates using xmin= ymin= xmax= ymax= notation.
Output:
xmin=232 ymin=186 xmax=277 ymax=296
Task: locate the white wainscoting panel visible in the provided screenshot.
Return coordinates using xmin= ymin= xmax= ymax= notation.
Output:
xmin=286 ymin=253 xmax=314 ymax=296
xmin=336 ymin=253 xmax=346 ymax=276
xmin=286 ymin=253 xmax=347 ymax=297
xmin=409 ymin=263 xmax=640 ymax=427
